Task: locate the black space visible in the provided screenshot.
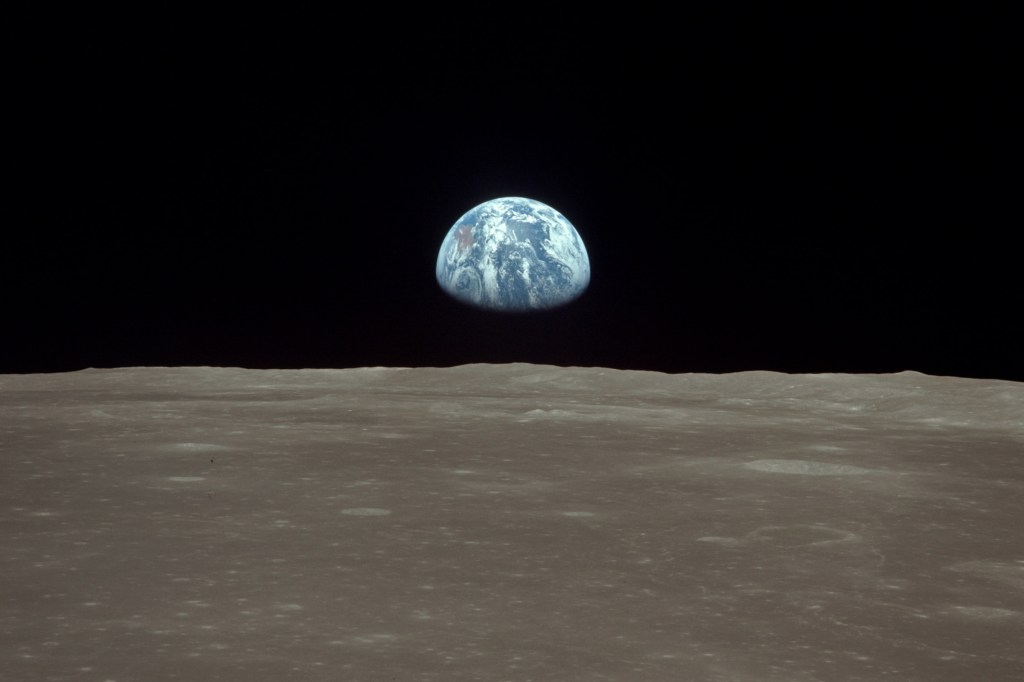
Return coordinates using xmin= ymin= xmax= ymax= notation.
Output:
xmin=5 ymin=7 xmax=1020 ymax=380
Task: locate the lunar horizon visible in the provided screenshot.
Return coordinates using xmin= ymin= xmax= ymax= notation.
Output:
xmin=2 ymin=363 xmax=1022 ymax=680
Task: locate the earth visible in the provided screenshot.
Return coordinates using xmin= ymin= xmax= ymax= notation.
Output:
xmin=435 ymin=197 xmax=590 ymax=312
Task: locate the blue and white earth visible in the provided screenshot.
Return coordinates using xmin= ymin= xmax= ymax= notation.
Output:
xmin=435 ymin=197 xmax=590 ymax=312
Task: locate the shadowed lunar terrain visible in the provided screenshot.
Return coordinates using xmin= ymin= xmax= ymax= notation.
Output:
xmin=2 ymin=364 xmax=1023 ymax=681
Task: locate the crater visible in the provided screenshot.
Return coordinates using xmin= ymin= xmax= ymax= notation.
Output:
xmin=948 ymin=605 xmax=1018 ymax=619
xmin=744 ymin=459 xmax=871 ymax=476
xmin=747 ymin=525 xmax=860 ymax=547
xmin=341 ymin=508 xmax=392 ymax=517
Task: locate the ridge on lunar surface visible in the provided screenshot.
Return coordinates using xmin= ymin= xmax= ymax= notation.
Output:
xmin=2 ymin=364 xmax=1023 ymax=681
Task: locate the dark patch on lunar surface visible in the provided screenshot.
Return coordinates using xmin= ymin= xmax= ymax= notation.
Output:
xmin=2 ymin=364 xmax=1022 ymax=681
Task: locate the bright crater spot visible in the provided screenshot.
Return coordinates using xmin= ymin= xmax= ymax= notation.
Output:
xmin=341 ymin=507 xmax=392 ymax=517
xmin=744 ymin=459 xmax=871 ymax=476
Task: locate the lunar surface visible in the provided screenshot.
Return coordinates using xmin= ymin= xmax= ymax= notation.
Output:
xmin=2 ymin=364 xmax=1023 ymax=681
